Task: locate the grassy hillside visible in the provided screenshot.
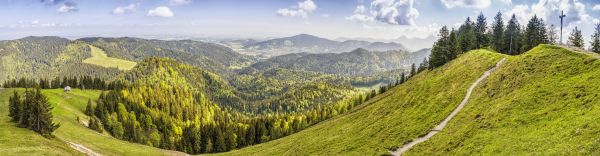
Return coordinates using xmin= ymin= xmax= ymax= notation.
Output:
xmin=0 ymin=88 xmax=183 ymax=156
xmin=83 ymin=45 xmax=137 ymax=70
xmin=217 ymin=49 xmax=505 ymax=155
xmin=406 ymin=45 xmax=600 ymax=155
xmin=0 ymin=89 xmax=82 ymax=156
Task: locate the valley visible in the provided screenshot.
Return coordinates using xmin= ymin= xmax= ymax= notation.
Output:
xmin=2 ymin=1 xmax=600 ymax=154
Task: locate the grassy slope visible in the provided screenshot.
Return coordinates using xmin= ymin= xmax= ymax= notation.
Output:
xmin=0 ymin=88 xmax=184 ymax=156
xmin=406 ymin=45 xmax=600 ymax=155
xmin=218 ymin=50 xmax=505 ymax=155
xmin=0 ymin=89 xmax=82 ymax=156
xmin=83 ymin=45 xmax=137 ymax=70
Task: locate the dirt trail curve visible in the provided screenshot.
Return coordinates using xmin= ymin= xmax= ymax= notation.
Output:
xmin=67 ymin=141 xmax=103 ymax=156
xmin=391 ymin=57 xmax=507 ymax=156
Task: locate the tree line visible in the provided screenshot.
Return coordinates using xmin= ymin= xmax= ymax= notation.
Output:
xmin=8 ymin=88 xmax=60 ymax=137
xmin=427 ymin=12 xmax=600 ymax=69
xmin=2 ymin=76 xmax=125 ymax=90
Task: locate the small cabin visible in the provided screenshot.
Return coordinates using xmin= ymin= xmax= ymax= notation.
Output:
xmin=64 ymin=86 xmax=72 ymax=92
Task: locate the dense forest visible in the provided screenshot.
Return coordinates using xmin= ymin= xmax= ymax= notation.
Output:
xmin=83 ymin=57 xmax=397 ymax=153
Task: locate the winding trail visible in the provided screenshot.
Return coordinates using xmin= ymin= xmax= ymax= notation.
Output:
xmin=391 ymin=58 xmax=506 ymax=156
xmin=67 ymin=141 xmax=103 ymax=156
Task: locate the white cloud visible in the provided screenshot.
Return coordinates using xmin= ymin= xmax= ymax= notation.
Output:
xmin=505 ymin=0 xmax=595 ymax=27
xmin=441 ymin=0 xmax=491 ymax=9
xmin=593 ymin=5 xmax=600 ymax=11
xmin=355 ymin=5 xmax=366 ymax=14
xmin=112 ymin=3 xmax=139 ymax=15
xmin=147 ymin=6 xmax=174 ymax=18
xmin=57 ymin=2 xmax=78 ymax=13
xmin=169 ymin=0 xmax=192 ymax=6
xmin=346 ymin=0 xmax=419 ymax=26
xmin=321 ymin=14 xmax=330 ymax=17
xmin=276 ymin=0 xmax=318 ymax=18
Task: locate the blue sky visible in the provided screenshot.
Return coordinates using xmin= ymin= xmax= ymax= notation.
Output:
xmin=0 ymin=0 xmax=599 ymax=44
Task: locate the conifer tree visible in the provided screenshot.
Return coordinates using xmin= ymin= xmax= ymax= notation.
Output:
xmin=32 ymin=88 xmax=60 ymax=137
xmin=459 ymin=17 xmax=476 ymax=52
xmin=522 ymin=15 xmax=548 ymax=53
xmin=85 ymin=99 xmax=94 ymax=116
xmin=503 ymin=14 xmax=522 ymax=55
xmin=591 ymin=23 xmax=600 ymax=54
xmin=429 ymin=26 xmax=451 ymax=69
xmin=491 ymin=11 xmax=505 ymax=52
xmin=475 ymin=12 xmax=489 ymax=48
xmin=568 ymin=27 xmax=584 ymax=48
xmin=8 ymin=91 xmax=21 ymax=122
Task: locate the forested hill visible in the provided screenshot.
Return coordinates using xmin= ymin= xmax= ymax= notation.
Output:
xmin=248 ymin=48 xmax=430 ymax=76
xmin=243 ymin=34 xmax=408 ymax=56
xmin=0 ymin=36 xmax=121 ymax=82
xmin=77 ymin=37 xmax=256 ymax=75
xmin=114 ymin=57 xmax=246 ymax=112
xmin=0 ymin=36 xmax=257 ymax=83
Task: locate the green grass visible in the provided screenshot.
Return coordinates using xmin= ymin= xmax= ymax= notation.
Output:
xmin=406 ymin=45 xmax=600 ymax=155
xmin=83 ymin=45 xmax=137 ymax=70
xmin=0 ymin=89 xmax=82 ymax=156
xmin=216 ymin=50 xmax=506 ymax=156
xmin=0 ymin=88 xmax=185 ymax=156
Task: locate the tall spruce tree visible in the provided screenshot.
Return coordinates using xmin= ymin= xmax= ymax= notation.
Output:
xmin=475 ymin=12 xmax=489 ymax=48
xmin=429 ymin=26 xmax=451 ymax=69
xmin=522 ymin=15 xmax=548 ymax=53
xmin=32 ymin=88 xmax=60 ymax=137
xmin=85 ymin=99 xmax=94 ymax=116
xmin=8 ymin=91 xmax=21 ymax=122
xmin=568 ymin=27 xmax=584 ymax=48
xmin=491 ymin=11 xmax=505 ymax=52
xmin=458 ymin=17 xmax=476 ymax=52
xmin=503 ymin=14 xmax=522 ymax=55
xmin=591 ymin=23 xmax=600 ymax=53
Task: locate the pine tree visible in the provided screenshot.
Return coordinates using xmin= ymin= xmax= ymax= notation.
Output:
xmin=591 ymin=23 xmax=600 ymax=54
xmin=503 ymin=14 xmax=522 ymax=55
xmin=85 ymin=99 xmax=94 ymax=116
xmin=399 ymin=72 xmax=406 ymax=84
xmin=522 ymin=15 xmax=548 ymax=53
xmin=475 ymin=12 xmax=489 ymax=49
xmin=568 ymin=27 xmax=584 ymax=48
xmin=459 ymin=17 xmax=476 ymax=52
xmin=8 ymin=91 xmax=21 ymax=122
xmin=33 ymin=88 xmax=60 ymax=137
xmin=429 ymin=26 xmax=451 ymax=69
xmin=491 ymin=11 xmax=505 ymax=52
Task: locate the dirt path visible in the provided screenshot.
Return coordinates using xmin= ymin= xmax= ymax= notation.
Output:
xmin=67 ymin=141 xmax=103 ymax=156
xmin=391 ymin=58 xmax=506 ymax=156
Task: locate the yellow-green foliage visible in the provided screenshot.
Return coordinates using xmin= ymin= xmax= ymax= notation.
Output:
xmin=218 ymin=50 xmax=505 ymax=155
xmin=0 ymin=88 xmax=184 ymax=156
xmin=406 ymin=45 xmax=600 ymax=155
xmin=83 ymin=45 xmax=137 ymax=70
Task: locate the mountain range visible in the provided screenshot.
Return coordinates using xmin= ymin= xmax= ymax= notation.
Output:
xmin=241 ymin=34 xmax=408 ymax=56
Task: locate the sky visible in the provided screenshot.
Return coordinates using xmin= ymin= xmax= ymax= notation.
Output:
xmin=0 ymin=0 xmax=599 ymax=44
